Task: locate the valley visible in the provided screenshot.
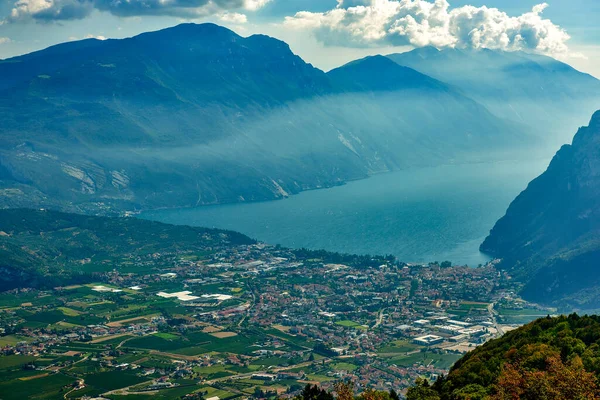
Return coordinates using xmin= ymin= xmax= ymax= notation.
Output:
xmin=2 ymin=23 xmax=595 ymax=215
xmin=0 ymin=7 xmax=600 ymax=399
xmin=0 ymin=210 xmax=549 ymax=400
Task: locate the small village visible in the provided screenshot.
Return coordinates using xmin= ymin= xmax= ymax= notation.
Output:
xmin=0 ymin=241 xmax=553 ymax=399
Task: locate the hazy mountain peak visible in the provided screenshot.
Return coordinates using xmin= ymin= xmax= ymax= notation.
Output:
xmin=387 ymin=46 xmax=600 ymax=147
xmin=402 ymin=45 xmax=440 ymax=58
xmin=328 ymin=54 xmax=446 ymax=92
xmin=341 ymin=54 xmax=398 ymax=68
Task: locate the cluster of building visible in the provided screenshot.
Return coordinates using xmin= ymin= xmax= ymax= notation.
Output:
xmin=0 ymin=241 xmax=545 ymax=397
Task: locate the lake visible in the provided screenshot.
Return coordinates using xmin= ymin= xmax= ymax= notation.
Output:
xmin=141 ymin=159 xmax=549 ymax=266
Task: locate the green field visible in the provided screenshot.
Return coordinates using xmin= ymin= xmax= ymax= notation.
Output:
xmin=0 ymin=372 xmax=74 ymax=400
xmin=498 ymin=308 xmax=551 ymax=324
xmin=378 ymin=340 xmax=422 ymax=354
xmin=331 ymin=362 xmax=358 ymax=371
xmin=84 ymin=370 xmax=148 ymax=393
xmin=389 ymin=351 xmax=462 ymax=369
xmin=335 ymin=320 xmax=367 ymax=330
xmin=106 ymin=385 xmax=202 ymax=400
xmin=0 ymin=355 xmax=38 ymax=369
xmin=154 ymin=332 xmax=180 ymax=340
xmin=0 ymin=335 xmax=32 ymax=346
xmin=459 ymin=302 xmax=489 ymax=310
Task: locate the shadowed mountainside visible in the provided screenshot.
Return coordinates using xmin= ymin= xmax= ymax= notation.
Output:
xmin=388 ymin=47 xmax=600 ymax=149
xmin=481 ymin=111 xmax=600 ymax=309
xmin=0 ymin=24 xmax=532 ymax=213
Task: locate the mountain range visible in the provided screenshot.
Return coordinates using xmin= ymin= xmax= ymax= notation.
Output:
xmin=0 ymin=23 xmax=598 ymax=214
xmin=0 ymin=23 xmax=564 ymax=213
xmin=388 ymin=47 xmax=600 ymax=149
xmin=481 ymin=110 xmax=600 ymax=309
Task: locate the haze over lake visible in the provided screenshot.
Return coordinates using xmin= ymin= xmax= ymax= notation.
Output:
xmin=142 ymin=160 xmax=549 ymax=266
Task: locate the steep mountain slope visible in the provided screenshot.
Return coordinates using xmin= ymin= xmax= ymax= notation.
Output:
xmin=408 ymin=314 xmax=600 ymax=400
xmin=0 ymin=208 xmax=254 ymax=291
xmin=481 ymin=111 xmax=600 ymax=309
xmin=388 ymin=47 xmax=600 ymax=149
xmin=0 ymin=24 xmax=530 ymax=213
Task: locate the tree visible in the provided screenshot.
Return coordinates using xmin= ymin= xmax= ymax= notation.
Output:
xmin=491 ymin=355 xmax=600 ymax=400
xmin=406 ymin=378 xmax=440 ymax=400
xmin=389 ymin=389 xmax=400 ymax=400
xmin=452 ymin=384 xmax=488 ymax=400
xmin=360 ymin=389 xmax=391 ymax=400
xmin=297 ymin=384 xmax=334 ymax=400
xmin=335 ymin=382 xmax=355 ymax=400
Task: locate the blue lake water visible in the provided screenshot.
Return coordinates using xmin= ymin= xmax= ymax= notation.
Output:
xmin=141 ymin=159 xmax=549 ymax=266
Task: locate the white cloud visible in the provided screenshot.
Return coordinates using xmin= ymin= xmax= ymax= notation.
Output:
xmin=85 ymin=34 xmax=107 ymax=40
xmin=0 ymin=37 xmax=12 ymax=44
xmin=219 ymin=12 xmax=248 ymax=24
xmin=68 ymin=34 xmax=107 ymax=41
xmin=284 ymin=0 xmax=572 ymax=57
xmin=244 ymin=0 xmax=271 ymax=11
xmin=7 ymin=0 xmax=271 ymax=23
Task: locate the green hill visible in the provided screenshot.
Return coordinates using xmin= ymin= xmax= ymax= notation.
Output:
xmin=0 ymin=208 xmax=254 ymax=291
xmin=407 ymin=314 xmax=600 ymax=399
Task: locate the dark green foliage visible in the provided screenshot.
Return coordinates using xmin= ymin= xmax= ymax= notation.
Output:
xmin=0 ymin=208 xmax=254 ymax=290
xmin=411 ymin=314 xmax=600 ymax=399
xmin=407 ymin=379 xmax=440 ymax=400
xmin=297 ymin=384 xmax=334 ymax=400
xmin=312 ymin=343 xmax=337 ymax=358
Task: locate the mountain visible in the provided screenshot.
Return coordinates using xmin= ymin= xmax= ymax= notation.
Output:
xmin=0 ymin=208 xmax=254 ymax=291
xmin=388 ymin=47 xmax=600 ymax=149
xmin=406 ymin=314 xmax=600 ymax=399
xmin=481 ymin=111 xmax=600 ymax=309
xmin=328 ymin=55 xmax=447 ymax=92
xmin=0 ymin=24 xmax=531 ymax=213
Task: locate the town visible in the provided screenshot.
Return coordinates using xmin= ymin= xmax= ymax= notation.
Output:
xmin=0 ymin=242 xmax=554 ymax=399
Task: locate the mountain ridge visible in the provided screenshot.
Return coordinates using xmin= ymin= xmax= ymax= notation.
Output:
xmin=481 ymin=110 xmax=600 ymax=309
xmin=388 ymin=47 xmax=600 ymax=148
xmin=0 ymin=23 xmax=534 ymax=213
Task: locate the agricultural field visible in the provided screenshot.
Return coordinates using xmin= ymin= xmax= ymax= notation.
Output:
xmin=377 ymin=340 xmax=422 ymax=355
xmin=0 ymin=209 xmax=538 ymax=399
xmin=335 ymin=320 xmax=367 ymax=330
xmin=497 ymin=308 xmax=552 ymax=324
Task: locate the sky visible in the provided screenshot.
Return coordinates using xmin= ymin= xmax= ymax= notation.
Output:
xmin=0 ymin=0 xmax=598 ymax=77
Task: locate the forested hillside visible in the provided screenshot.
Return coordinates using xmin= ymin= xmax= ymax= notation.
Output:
xmin=406 ymin=314 xmax=600 ymax=399
xmin=0 ymin=208 xmax=254 ymax=290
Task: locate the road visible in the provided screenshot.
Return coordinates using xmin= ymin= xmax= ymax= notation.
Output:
xmin=205 ymin=358 xmax=333 ymax=385
xmin=372 ymin=308 xmax=386 ymax=329
xmin=488 ymin=303 xmax=504 ymax=337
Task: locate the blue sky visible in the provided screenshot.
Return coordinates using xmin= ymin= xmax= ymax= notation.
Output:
xmin=0 ymin=0 xmax=598 ymax=77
